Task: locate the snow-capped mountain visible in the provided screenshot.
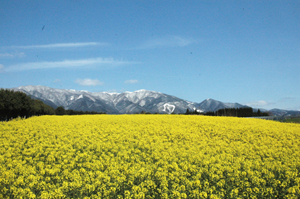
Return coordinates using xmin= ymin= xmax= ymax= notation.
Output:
xmin=12 ymin=85 xmax=200 ymax=114
xmin=11 ymin=85 xmax=300 ymax=115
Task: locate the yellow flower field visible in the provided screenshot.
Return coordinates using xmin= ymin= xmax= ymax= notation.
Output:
xmin=0 ymin=115 xmax=299 ymax=198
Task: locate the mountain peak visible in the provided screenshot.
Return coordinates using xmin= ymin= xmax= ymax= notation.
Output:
xmin=135 ymin=89 xmax=147 ymax=92
xmin=102 ymin=91 xmax=120 ymax=95
xmin=205 ymin=98 xmax=219 ymax=102
xmin=124 ymin=89 xmax=158 ymax=94
xmin=197 ymin=98 xmax=247 ymax=112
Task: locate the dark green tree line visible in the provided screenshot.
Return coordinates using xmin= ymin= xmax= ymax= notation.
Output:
xmin=205 ymin=107 xmax=269 ymax=117
xmin=0 ymin=89 xmax=55 ymax=121
xmin=185 ymin=107 xmax=269 ymax=117
xmin=55 ymin=106 xmax=105 ymax=115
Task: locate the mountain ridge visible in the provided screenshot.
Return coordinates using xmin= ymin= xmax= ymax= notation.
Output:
xmin=10 ymin=85 xmax=300 ymax=116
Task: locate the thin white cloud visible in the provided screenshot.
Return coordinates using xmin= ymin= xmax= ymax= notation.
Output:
xmin=246 ymin=100 xmax=270 ymax=107
xmin=124 ymin=79 xmax=139 ymax=84
xmin=12 ymin=42 xmax=109 ymax=49
xmin=0 ymin=52 xmax=25 ymax=58
xmin=139 ymin=36 xmax=194 ymax=49
xmin=75 ymin=78 xmax=104 ymax=86
xmin=5 ymin=57 xmax=138 ymax=72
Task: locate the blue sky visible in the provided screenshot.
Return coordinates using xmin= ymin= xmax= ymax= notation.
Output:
xmin=0 ymin=1 xmax=299 ymax=110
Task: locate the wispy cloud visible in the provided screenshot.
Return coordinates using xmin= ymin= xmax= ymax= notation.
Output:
xmin=4 ymin=57 xmax=138 ymax=72
xmin=139 ymin=36 xmax=195 ymax=49
xmin=75 ymin=78 xmax=104 ymax=86
xmin=124 ymin=79 xmax=138 ymax=84
xmin=11 ymin=42 xmax=109 ymax=49
xmin=246 ymin=100 xmax=271 ymax=107
xmin=0 ymin=52 xmax=25 ymax=58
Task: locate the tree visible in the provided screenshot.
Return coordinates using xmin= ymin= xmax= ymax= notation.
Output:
xmin=55 ymin=106 xmax=66 ymax=115
xmin=257 ymin=109 xmax=261 ymax=116
xmin=185 ymin=109 xmax=190 ymax=115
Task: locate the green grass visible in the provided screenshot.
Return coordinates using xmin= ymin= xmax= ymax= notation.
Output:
xmin=283 ymin=117 xmax=300 ymax=123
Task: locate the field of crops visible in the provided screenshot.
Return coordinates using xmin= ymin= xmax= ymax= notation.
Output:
xmin=0 ymin=115 xmax=300 ymax=198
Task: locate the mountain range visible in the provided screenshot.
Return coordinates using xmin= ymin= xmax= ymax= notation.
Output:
xmin=11 ymin=85 xmax=300 ymax=116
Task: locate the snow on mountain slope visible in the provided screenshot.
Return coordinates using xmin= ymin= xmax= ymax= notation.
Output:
xmin=12 ymin=85 xmax=249 ymax=114
xmin=196 ymin=98 xmax=248 ymax=112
